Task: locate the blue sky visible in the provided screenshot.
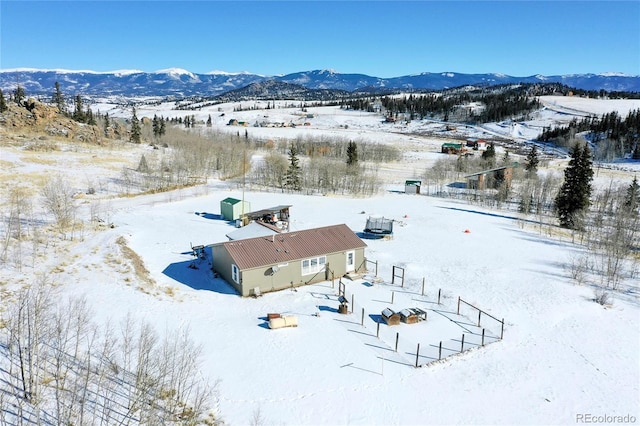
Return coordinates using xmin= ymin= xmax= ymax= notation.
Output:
xmin=1 ymin=1 xmax=638 ymax=77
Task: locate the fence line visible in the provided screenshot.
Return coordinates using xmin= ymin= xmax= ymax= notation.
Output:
xmin=338 ymin=283 xmax=504 ymax=368
xmin=457 ymin=297 xmax=505 ymax=339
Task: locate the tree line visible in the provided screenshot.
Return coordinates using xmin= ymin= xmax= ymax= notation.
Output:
xmin=342 ymin=84 xmax=543 ymax=123
xmin=537 ymin=109 xmax=640 ymax=159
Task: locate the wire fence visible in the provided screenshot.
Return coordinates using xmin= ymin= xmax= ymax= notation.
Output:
xmin=335 ymin=269 xmax=504 ymax=368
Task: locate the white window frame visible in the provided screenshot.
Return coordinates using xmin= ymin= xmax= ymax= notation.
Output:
xmin=231 ymin=264 xmax=240 ymax=283
xmin=301 ymin=256 xmax=326 ymax=276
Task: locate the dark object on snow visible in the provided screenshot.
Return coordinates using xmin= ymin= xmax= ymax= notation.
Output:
xmin=363 ymin=216 xmax=393 ymax=240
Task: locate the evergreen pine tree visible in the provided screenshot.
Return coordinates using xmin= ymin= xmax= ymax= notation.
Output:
xmin=524 ymin=145 xmax=539 ymax=176
xmin=482 ymin=142 xmax=496 ymax=167
xmin=53 ymin=81 xmax=65 ymax=114
xmin=0 ymin=89 xmax=7 ymax=112
xmin=130 ymin=107 xmax=141 ymax=143
xmin=555 ymin=142 xmax=594 ymax=229
xmin=623 ymin=176 xmax=639 ymax=215
xmin=346 ymin=141 xmax=358 ymax=166
xmin=73 ymin=95 xmax=86 ymax=122
xmin=86 ymin=106 xmax=96 ymax=125
xmin=104 ymin=113 xmax=110 ymax=137
xmin=207 ymin=115 xmax=212 ymax=127
xmin=285 ymin=144 xmax=302 ymax=191
xmin=159 ymin=117 xmax=166 ymax=136
xmin=152 ymin=114 xmax=160 ymax=137
xmin=14 ymin=85 xmax=25 ymax=105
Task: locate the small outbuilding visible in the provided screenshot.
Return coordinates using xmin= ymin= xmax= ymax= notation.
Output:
xmin=399 ymin=308 xmax=427 ymax=324
xmin=441 ymin=143 xmax=465 ymax=154
xmin=405 ymin=179 xmax=422 ymax=194
xmin=220 ymin=197 xmax=251 ymax=221
xmin=382 ymin=308 xmax=401 ymax=325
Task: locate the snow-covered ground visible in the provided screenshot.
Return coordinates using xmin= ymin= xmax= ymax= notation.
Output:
xmin=7 ymin=186 xmax=637 ymax=425
xmin=1 ymin=96 xmax=639 ymax=425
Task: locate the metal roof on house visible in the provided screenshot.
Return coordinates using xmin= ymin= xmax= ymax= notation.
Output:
xmin=210 ymin=224 xmax=366 ymax=270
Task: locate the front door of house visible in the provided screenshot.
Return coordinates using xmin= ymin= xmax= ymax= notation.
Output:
xmin=346 ymin=251 xmax=355 ymax=272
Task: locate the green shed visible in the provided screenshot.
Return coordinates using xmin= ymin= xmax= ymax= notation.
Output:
xmin=220 ymin=197 xmax=251 ymax=221
xmin=405 ymin=179 xmax=422 ymax=194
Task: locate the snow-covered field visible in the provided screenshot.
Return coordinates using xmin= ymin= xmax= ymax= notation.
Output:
xmin=1 ymin=96 xmax=639 ymax=425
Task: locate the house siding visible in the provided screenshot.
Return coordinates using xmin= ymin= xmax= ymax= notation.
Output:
xmin=223 ymin=248 xmax=365 ymax=296
xmin=210 ymin=245 xmax=243 ymax=294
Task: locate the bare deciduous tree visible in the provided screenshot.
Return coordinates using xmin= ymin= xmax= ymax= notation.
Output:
xmin=41 ymin=174 xmax=78 ymax=234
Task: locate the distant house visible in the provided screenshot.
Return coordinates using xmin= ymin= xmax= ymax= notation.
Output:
xmin=466 ymin=139 xmax=488 ymax=151
xmin=441 ymin=143 xmax=465 ymax=154
xmin=220 ymin=197 xmax=251 ymax=221
xmin=209 ymin=224 xmax=367 ymax=297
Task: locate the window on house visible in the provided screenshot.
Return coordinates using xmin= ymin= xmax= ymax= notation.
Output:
xmin=301 ymin=256 xmax=326 ymax=275
xmin=231 ymin=264 xmax=239 ymax=283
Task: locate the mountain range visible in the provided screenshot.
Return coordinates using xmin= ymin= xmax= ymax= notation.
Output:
xmin=0 ymin=68 xmax=638 ymax=98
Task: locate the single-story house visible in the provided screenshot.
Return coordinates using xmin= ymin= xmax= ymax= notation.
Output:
xmin=220 ymin=197 xmax=251 ymax=221
xmin=209 ymin=224 xmax=367 ymax=297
